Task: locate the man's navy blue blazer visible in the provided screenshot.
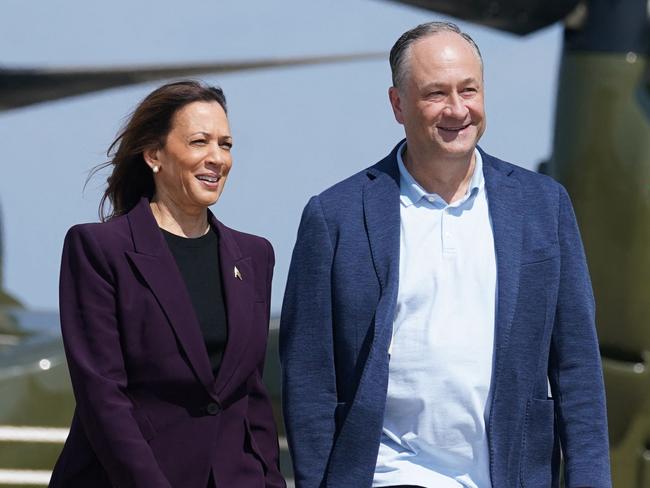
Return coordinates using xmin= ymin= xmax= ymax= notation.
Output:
xmin=280 ymin=141 xmax=611 ymax=488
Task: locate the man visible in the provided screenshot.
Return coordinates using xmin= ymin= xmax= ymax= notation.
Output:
xmin=280 ymin=22 xmax=611 ymax=488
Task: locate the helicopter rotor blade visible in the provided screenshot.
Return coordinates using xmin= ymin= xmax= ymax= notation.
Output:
xmin=0 ymin=52 xmax=385 ymax=110
xmin=384 ymin=0 xmax=580 ymax=35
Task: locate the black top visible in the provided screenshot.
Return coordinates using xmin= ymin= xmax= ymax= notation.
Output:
xmin=162 ymin=227 xmax=228 ymax=375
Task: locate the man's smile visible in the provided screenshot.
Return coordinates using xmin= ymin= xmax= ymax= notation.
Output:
xmin=437 ymin=123 xmax=471 ymax=134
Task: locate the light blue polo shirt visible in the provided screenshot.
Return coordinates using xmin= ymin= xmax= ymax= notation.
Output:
xmin=373 ymin=143 xmax=497 ymax=488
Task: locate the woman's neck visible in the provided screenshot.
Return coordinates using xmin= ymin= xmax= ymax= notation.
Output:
xmin=149 ymin=198 xmax=209 ymax=238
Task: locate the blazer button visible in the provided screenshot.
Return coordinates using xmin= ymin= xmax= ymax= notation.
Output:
xmin=206 ymin=402 xmax=221 ymax=415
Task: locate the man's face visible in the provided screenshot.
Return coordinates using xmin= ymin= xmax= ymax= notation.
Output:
xmin=389 ymin=32 xmax=486 ymax=162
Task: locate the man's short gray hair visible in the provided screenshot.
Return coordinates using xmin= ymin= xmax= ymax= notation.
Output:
xmin=389 ymin=21 xmax=483 ymax=90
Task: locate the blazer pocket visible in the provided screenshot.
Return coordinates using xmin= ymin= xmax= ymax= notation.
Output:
xmin=521 ymin=245 xmax=559 ymax=265
xmin=244 ymin=418 xmax=269 ymax=474
xmin=520 ymin=398 xmax=556 ymax=488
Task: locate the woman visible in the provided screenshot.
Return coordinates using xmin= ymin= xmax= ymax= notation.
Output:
xmin=49 ymin=81 xmax=285 ymax=488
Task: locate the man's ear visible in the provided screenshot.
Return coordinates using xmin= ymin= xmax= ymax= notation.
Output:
xmin=388 ymin=86 xmax=405 ymax=125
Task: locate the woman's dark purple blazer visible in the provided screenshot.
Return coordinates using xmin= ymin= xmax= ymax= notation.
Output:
xmin=49 ymin=198 xmax=285 ymax=488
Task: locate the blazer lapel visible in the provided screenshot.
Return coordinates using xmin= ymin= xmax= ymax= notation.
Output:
xmin=363 ymin=148 xmax=402 ymax=297
xmin=124 ymin=199 xmax=217 ymax=398
xmin=327 ymin=145 xmax=402 ymax=480
xmin=482 ymin=150 xmax=524 ymax=384
xmin=210 ymin=214 xmax=255 ymax=395
xmin=361 ymin=146 xmax=401 ymax=365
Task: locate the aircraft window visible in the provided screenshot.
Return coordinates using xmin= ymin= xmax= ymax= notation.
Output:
xmin=2 ymin=309 xmax=59 ymax=335
xmin=0 ymin=311 xmax=26 ymax=352
xmin=0 ymin=334 xmax=20 ymax=344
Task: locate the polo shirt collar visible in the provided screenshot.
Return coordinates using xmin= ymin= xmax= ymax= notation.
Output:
xmin=398 ymin=142 xmax=484 ymax=208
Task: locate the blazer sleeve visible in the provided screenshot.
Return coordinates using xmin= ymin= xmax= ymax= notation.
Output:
xmin=59 ymin=225 xmax=173 ymax=488
xmin=246 ymin=239 xmax=286 ymax=488
xmin=280 ymin=196 xmax=338 ymax=488
xmin=549 ymin=186 xmax=612 ymax=487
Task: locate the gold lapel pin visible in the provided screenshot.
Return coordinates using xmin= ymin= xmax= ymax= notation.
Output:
xmin=234 ymin=266 xmax=242 ymax=280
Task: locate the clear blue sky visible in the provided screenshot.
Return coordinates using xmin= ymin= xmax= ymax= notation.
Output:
xmin=0 ymin=0 xmax=562 ymax=313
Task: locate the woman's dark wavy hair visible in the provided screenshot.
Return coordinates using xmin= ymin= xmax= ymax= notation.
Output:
xmin=91 ymin=80 xmax=227 ymax=221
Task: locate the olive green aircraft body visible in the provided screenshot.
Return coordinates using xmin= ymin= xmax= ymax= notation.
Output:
xmin=0 ymin=310 xmax=74 ymax=484
xmin=552 ymin=49 xmax=650 ymax=485
xmin=1 ymin=0 xmax=648 ymax=486
xmin=0 ymin=311 xmax=285 ymax=487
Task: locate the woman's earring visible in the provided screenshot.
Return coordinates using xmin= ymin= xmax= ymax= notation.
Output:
xmin=152 ymin=166 xmax=160 ymax=174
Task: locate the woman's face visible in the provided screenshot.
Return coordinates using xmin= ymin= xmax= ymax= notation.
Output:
xmin=146 ymin=101 xmax=233 ymax=213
